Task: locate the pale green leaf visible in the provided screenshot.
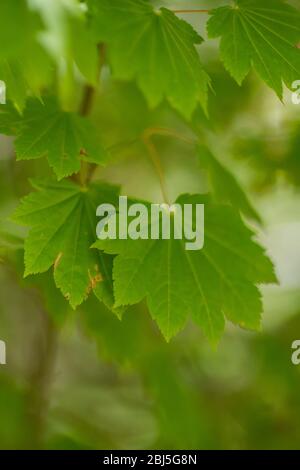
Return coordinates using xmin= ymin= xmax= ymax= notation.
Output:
xmin=30 ymin=0 xmax=98 ymax=84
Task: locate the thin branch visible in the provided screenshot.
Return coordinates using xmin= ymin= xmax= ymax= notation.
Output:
xmin=141 ymin=126 xmax=197 ymax=204
xmin=143 ymin=127 xmax=196 ymax=146
xmin=78 ymin=44 xmax=106 ymax=186
xmin=79 ymin=85 xmax=95 ymax=117
xmin=79 ymin=44 xmax=105 ymax=118
xmin=142 ymin=131 xmax=170 ymax=205
xmin=172 ymin=9 xmax=210 ymax=14
xmin=78 ymin=85 xmax=95 ymax=186
xmin=107 ymin=138 xmax=139 ymax=154
xmin=2 ymin=263 xmax=59 ymax=448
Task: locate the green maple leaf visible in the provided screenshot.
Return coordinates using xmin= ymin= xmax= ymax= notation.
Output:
xmin=94 ymin=195 xmax=277 ymax=343
xmin=0 ymin=1 xmax=54 ymax=110
xmin=207 ymin=0 xmax=300 ymax=98
xmin=12 ymin=179 xmax=119 ymax=310
xmin=14 ymin=98 xmax=106 ymax=180
xmin=198 ymin=145 xmax=261 ymax=223
xmin=89 ymin=0 xmax=210 ymax=119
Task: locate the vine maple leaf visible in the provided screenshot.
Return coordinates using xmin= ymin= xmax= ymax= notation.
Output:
xmin=207 ymin=0 xmax=300 ymax=98
xmin=197 ymin=145 xmax=261 ymax=223
xmin=13 ymin=98 xmax=106 ymax=180
xmin=94 ymin=194 xmax=277 ymax=343
xmin=13 ymin=179 xmax=119 ymax=310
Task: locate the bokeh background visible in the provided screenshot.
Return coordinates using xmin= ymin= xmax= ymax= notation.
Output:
xmin=1 ymin=0 xmax=300 ymax=450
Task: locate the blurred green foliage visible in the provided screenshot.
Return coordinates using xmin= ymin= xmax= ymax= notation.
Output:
xmin=0 ymin=0 xmax=300 ymax=450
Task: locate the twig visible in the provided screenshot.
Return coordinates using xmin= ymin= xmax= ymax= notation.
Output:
xmin=141 ymin=127 xmax=197 ymax=204
xmin=172 ymin=9 xmax=210 ymax=14
xmin=78 ymin=44 xmax=106 ymax=186
xmin=143 ymin=127 xmax=196 ymax=146
xmin=142 ymin=131 xmax=170 ymax=205
xmin=79 ymin=85 xmax=95 ymax=117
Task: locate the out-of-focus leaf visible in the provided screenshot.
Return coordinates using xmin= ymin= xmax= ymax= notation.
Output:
xmin=90 ymin=0 xmax=210 ymax=119
xmin=30 ymin=0 xmax=98 ymax=84
xmin=207 ymin=0 xmax=300 ymax=98
xmin=197 ymin=144 xmax=261 ymax=223
xmin=0 ymin=0 xmax=38 ymax=61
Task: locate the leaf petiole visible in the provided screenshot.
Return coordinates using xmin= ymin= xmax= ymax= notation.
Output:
xmin=172 ymin=9 xmax=210 ymax=14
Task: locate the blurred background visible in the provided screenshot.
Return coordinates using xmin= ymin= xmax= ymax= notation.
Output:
xmin=1 ymin=0 xmax=300 ymax=450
